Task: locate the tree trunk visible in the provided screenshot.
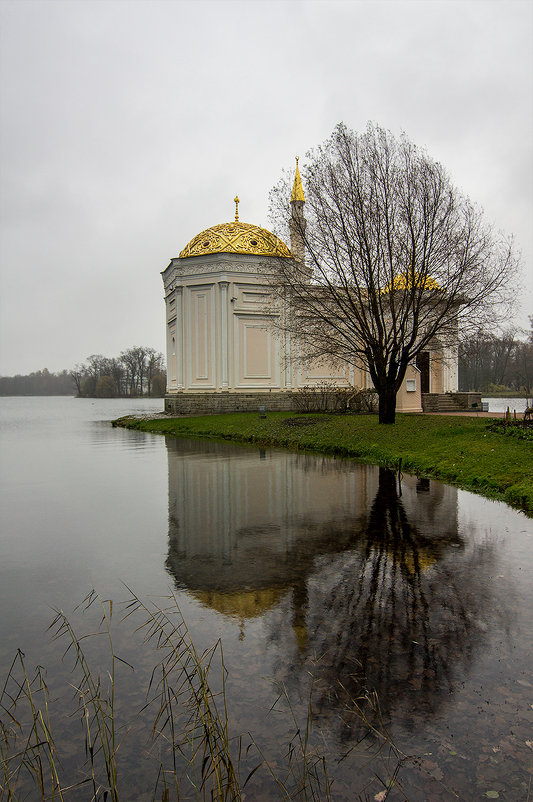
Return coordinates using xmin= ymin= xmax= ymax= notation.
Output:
xmin=378 ymin=385 xmax=397 ymax=424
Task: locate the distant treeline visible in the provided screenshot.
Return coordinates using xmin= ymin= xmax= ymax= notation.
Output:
xmin=459 ymin=317 xmax=533 ymax=394
xmin=1 ymin=346 xmax=167 ymax=398
xmin=0 ymin=369 xmax=73 ymax=396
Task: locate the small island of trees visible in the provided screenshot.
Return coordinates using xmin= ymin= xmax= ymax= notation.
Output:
xmin=0 ymin=346 xmax=166 ymax=398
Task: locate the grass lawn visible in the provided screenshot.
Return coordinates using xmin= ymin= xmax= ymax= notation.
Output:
xmin=115 ymin=412 xmax=533 ymax=516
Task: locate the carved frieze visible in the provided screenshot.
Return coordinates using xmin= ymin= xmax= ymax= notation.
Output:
xmin=171 ymin=255 xmax=287 ymax=279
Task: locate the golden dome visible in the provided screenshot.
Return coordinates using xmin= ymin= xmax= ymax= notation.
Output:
xmin=386 ymin=272 xmax=443 ymax=291
xmin=179 ymin=221 xmax=292 ymax=259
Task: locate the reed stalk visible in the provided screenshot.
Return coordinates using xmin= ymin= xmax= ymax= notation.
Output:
xmin=1 ymin=590 xmax=406 ymax=801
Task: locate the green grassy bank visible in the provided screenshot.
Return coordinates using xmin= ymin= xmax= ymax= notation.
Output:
xmin=115 ymin=412 xmax=533 ymax=515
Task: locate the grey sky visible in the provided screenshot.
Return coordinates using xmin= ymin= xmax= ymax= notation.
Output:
xmin=1 ymin=0 xmax=531 ymax=376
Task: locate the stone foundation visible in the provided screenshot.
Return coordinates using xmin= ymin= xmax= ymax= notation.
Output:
xmin=164 ymin=392 xmax=298 ymax=416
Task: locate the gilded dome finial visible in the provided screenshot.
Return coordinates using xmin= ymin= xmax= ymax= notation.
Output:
xmin=291 ymin=157 xmax=305 ymax=203
xmin=234 ymin=195 xmax=240 ymax=222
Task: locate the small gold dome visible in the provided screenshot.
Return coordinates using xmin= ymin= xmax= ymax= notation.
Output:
xmin=387 ymin=272 xmax=443 ymax=291
xmin=179 ymin=221 xmax=292 ymax=259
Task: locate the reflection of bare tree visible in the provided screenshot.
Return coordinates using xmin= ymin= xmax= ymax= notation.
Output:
xmin=270 ymin=468 xmax=499 ymax=741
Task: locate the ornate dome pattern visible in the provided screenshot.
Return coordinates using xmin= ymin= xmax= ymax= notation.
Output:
xmin=179 ymin=221 xmax=292 ymax=259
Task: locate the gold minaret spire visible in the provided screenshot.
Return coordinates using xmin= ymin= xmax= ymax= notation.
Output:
xmin=234 ymin=195 xmax=240 ymax=221
xmin=289 ymin=156 xmax=306 ymax=265
xmin=290 ymin=157 xmax=305 ymax=202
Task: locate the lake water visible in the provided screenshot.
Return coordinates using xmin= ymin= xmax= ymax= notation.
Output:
xmin=1 ymin=397 xmax=532 ymax=800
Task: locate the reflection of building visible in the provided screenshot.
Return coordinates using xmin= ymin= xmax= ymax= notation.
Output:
xmin=165 ymin=438 xmax=460 ymax=628
xmin=161 ymin=164 xmax=459 ymax=415
xmin=166 ymin=438 xmax=375 ymax=615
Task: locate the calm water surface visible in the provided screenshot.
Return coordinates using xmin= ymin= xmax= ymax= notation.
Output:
xmin=483 ymin=397 xmax=530 ymax=413
xmin=1 ymin=397 xmax=532 ymax=800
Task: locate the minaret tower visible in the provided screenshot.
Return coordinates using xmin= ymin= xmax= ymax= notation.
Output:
xmin=289 ymin=157 xmax=306 ymax=266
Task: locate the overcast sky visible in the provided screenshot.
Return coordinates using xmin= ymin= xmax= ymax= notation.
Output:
xmin=1 ymin=0 xmax=531 ymax=376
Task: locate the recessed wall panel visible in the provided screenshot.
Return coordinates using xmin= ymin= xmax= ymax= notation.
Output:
xmin=245 ymin=324 xmax=270 ymax=377
xmin=300 ymin=357 xmax=351 ymax=385
xmin=235 ymin=316 xmax=279 ymax=388
xmin=188 ymin=286 xmax=216 ymax=388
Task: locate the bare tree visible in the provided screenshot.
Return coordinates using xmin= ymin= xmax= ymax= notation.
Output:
xmin=269 ymin=123 xmax=519 ymax=423
xmin=70 ymin=364 xmax=85 ymax=396
xmin=145 ymin=348 xmax=165 ymax=396
xmin=134 ymin=345 xmax=149 ymax=396
xmin=81 ymin=354 xmax=107 ymax=396
xmin=459 ymin=327 xmax=519 ymax=391
xmin=458 ymin=318 xmax=533 ymax=392
xmin=120 ymin=347 xmax=141 ymax=396
xmin=511 ymin=319 xmax=533 ymax=396
xmin=513 ymin=341 xmax=533 ymax=396
xmin=108 ymin=358 xmax=125 ymax=396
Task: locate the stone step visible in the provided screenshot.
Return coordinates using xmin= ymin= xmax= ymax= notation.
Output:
xmin=421 ymin=392 xmax=482 ymax=413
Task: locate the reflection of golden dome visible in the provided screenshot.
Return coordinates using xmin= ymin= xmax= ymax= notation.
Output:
xmin=179 ymin=221 xmax=292 ymax=259
xmin=191 ymin=587 xmax=286 ymax=619
xmin=403 ymin=552 xmax=437 ymax=575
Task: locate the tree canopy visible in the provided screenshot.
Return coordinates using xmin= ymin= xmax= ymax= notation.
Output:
xmin=270 ymin=123 xmax=520 ymax=423
xmin=72 ymin=347 xmax=166 ymax=398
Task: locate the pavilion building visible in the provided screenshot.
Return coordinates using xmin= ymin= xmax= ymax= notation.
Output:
xmin=161 ymin=163 xmax=461 ymax=415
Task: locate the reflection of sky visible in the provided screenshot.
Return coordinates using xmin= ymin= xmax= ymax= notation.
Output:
xmin=0 ymin=397 xmax=169 ymax=667
xmin=458 ymin=488 xmax=533 ymax=636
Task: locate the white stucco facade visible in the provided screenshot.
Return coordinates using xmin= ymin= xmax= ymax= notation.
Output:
xmin=161 ymin=252 xmax=368 ymax=398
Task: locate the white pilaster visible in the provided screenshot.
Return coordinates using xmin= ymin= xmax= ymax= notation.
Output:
xmin=218 ymin=281 xmax=230 ymax=389
xmin=176 ymin=287 xmax=184 ymax=390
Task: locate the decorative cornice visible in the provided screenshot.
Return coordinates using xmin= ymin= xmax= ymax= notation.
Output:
xmin=170 ymin=253 xmax=290 ymax=278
